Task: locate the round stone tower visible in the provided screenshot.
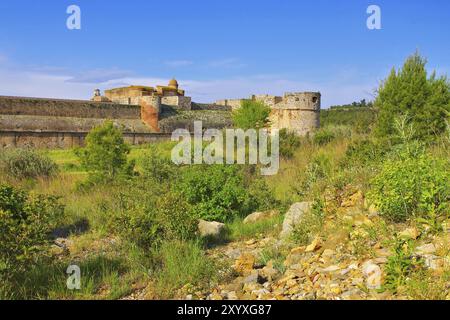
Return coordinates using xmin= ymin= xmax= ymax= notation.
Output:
xmin=269 ymin=92 xmax=321 ymax=136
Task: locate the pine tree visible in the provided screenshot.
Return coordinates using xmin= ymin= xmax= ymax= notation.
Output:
xmin=374 ymin=52 xmax=450 ymax=140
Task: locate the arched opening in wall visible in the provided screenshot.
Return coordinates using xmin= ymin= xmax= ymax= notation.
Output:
xmin=312 ymin=97 xmax=318 ymax=103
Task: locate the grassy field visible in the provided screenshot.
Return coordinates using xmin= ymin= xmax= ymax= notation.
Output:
xmin=1 ymin=108 xmax=449 ymax=299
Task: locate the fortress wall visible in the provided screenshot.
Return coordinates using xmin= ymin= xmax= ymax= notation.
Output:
xmin=0 ymin=131 xmax=173 ymax=149
xmin=191 ymin=103 xmax=232 ymax=111
xmin=253 ymin=95 xmax=283 ymax=108
xmin=0 ymin=115 xmax=154 ymax=133
xmin=215 ymin=99 xmax=243 ymax=110
xmin=161 ymin=96 xmax=192 ymax=110
xmin=269 ymin=109 xmax=320 ymax=136
xmin=269 ymin=92 xmax=321 ymax=136
xmin=0 ymin=96 xmax=141 ymax=119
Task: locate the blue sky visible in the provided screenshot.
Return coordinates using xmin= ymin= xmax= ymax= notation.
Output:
xmin=0 ymin=0 xmax=449 ymax=107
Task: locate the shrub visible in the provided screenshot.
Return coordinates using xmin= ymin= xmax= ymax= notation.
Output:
xmin=290 ymin=199 xmax=325 ymax=245
xmin=344 ymin=138 xmax=392 ymax=166
xmin=384 ymin=239 xmax=422 ymax=292
xmin=155 ymin=192 xmax=198 ymax=242
xmin=177 ymin=165 xmax=250 ymax=222
xmin=294 ymin=154 xmax=331 ymax=198
xmin=0 ymin=185 xmax=64 ymax=279
xmin=76 ymin=121 xmax=134 ymax=181
xmin=246 ymin=175 xmax=279 ymax=213
xmin=313 ymin=128 xmax=336 ymax=145
xmin=368 ymin=153 xmax=450 ymax=222
xmin=0 ymin=149 xmax=58 ymax=179
xmin=141 ymin=148 xmax=177 ymax=183
xmin=232 ymin=100 xmax=271 ymax=130
xmin=279 ymin=129 xmax=301 ymax=158
xmin=108 ymin=188 xmax=196 ymax=248
xmin=374 ymin=52 xmax=450 ymax=140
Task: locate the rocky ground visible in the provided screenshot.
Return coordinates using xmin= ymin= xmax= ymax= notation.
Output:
xmin=52 ymin=188 xmax=450 ymax=300
xmin=179 ymin=189 xmax=450 ymax=300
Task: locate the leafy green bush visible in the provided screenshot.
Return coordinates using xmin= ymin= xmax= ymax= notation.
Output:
xmin=279 ymin=129 xmax=301 ymax=158
xmin=0 ymin=149 xmax=58 ymax=179
xmin=313 ymin=128 xmax=336 ymax=145
xmin=0 ymin=185 xmax=64 ymax=279
xmin=232 ymin=100 xmax=271 ymax=130
xmin=246 ymin=175 xmax=279 ymax=213
xmin=374 ymin=52 xmax=450 ymax=140
xmin=108 ymin=187 xmax=196 ymax=248
xmin=294 ymin=154 xmax=331 ymax=198
xmin=368 ymin=153 xmax=450 ymax=222
xmin=384 ymin=239 xmax=422 ymax=292
xmin=141 ymin=148 xmax=177 ymax=183
xmin=155 ymin=192 xmax=198 ymax=242
xmin=177 ymin=165 xmax=250 ymax=222
xmin=344 ymin=138 xmax=392 ymax=166
xmin=290 ymin=199 xmax=325 ymax=245
xmin=76 ymin=121 xmax=134 ymax=182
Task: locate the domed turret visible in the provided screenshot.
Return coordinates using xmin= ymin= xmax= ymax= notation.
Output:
xmin=168 ymin=78 xmax=179 ymax=89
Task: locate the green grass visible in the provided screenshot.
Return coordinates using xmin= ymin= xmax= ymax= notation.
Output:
xmin=3 ymin=126 xmax=449 ymax=300
xmin=227 ymin=214 xmax=284 ymax=241
xmin=2 ymin=251 xmax=147 ymax=300
xmin=257 ymin=246 xmax=287 ymax=274
xmin=152 ymin=240 xmax=219 ymax=299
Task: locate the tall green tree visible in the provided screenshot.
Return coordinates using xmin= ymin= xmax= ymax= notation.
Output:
xmin=76 ymin=121 xmax=133 ymax=180
xmin=374 ymin=52 xmax=450 ymax=140
xmin=232 ymin=99 xmax=271 ymax=130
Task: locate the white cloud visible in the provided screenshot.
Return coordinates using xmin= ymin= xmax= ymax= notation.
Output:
xmin=66 ymin=68 xmax=134 ymax=84
xmin=0 ymin=62 xmax=378 ymax=107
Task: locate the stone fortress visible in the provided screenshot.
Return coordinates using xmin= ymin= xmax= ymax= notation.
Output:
xmin=215 ymin=92 xmax=321 ymax=136
xmin=0 ymin=78 xmax=321 ymax=148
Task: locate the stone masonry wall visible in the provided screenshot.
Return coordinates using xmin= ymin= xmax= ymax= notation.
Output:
xmin=161 ymin=96 xmax=192 ymax=110
xmin=0 ymin=96 xmax=141 ymax=119
xmin=0 ymin=131 xmax=173 ymax=149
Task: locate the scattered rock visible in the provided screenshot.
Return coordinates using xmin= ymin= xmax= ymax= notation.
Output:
xmin=319 ymin=265 xmax=341 ymax=273
xmin=234 ymin=253 xmax=256 ymax=275
xmin=54 ymin=237 xmax=73 ymax=250
xmin=244 ymin=210 xmax=279 ymax=224
xmin=198 ymin=220 xmax=226 ymax=239
xmin=321 ymin=249 xmax=335 ymax=258
xmin=423 ymin=255 xmax=444 ymax=271
xmin=341 ymin=190 xmax=364 ymax=208
xmin=242 ymin=271 xmax=262 ymax=284
xmin=260 ymin=261 xmax=280 ymax=281
xmin=225 ymin=248 xmax=242 ymax=259
xmin=362 ymin=261 xmax=382 ymax=290
xmin=305 ymin=237 xmax=321 ymax=252
xmin=226 ymin=291 xmax=238 ymax=300
xmin=415 ymin=243 xmax=436 ymax=256
xmin=290 ymin=246 xmax=305 ymax=255
xmin=280 ymin=202 xmax=312 ymax=238
xmin=375 ymin=248 xmax=391 ymax=258
xmin=399 ymin=227 xmax=420 ymax=240
xmin=373 ymin=257 xmax=388 ymax=264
